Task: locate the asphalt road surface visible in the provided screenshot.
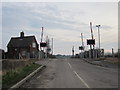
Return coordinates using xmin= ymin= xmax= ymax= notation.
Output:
xmin=22 ymin=58 xmax=118 ymax=88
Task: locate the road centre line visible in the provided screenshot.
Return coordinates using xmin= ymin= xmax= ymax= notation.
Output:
xmin=67 ymin=62 xmax=90 ymax=88
xmin=68 ymin=63 xmax=72 ymax=69
xmin=73 ymin=70 xmax=90 ymax=88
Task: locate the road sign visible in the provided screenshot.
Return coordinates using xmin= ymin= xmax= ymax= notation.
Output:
xmin=47 ymin=48 xmax=51 ymax=51
xmin=87 ymin=39 xmax=95 ymax=45
xmin=79 ymin=46 xmax=84 ymax=50
xmin=40 ymin=42 xmax=47 ymax=47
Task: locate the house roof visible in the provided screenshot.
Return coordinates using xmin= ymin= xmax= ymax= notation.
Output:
xmin=7 ymin=36 xmax=38 ymax=47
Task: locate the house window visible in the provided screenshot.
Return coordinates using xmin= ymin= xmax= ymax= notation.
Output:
xmin=32 ymin=42 xmax=36 ymax=48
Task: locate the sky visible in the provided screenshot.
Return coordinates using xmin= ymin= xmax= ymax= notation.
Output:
xmin=1 ymin=2 xmax=118 ymax=55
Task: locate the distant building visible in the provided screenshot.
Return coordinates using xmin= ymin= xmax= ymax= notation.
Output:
xmin=7 ymin=32 xmax=39 ymax=59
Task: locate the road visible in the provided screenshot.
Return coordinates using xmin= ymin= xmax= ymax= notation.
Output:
xmin=22 ymin=58 xmax=118 ymax=88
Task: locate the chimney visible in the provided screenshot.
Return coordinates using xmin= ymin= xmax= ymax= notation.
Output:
xmin=20 ymin=31 xmax=24 ymax=38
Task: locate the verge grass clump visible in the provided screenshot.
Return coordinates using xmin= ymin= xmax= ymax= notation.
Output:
xmin=2 ymin=63 xmax=41 ymax=88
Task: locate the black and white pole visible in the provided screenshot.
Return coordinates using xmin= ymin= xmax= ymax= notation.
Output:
xmin=81 ymin=33 xmax=84 ymax=48
xmin=72 ymin=46 xmax=74 ymax=57
xmin=40 ymin=27 xmax=44 ymax=51
xmin=52 ymin=38 xmax=53 ymax=55
xmin=112 ymin=48 xmax=114 ymax=57
xmin=90 ymin=22 xmax=95 ymax=58
xmin=81 ymin=33 xmax=84 ymax=58
xmin=96 ymin=25 xmax=101 ymax=58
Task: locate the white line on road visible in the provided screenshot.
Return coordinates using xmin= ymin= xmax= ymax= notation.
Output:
xmin=68 ymin=63 xmax=72 ymax=69
xmin=73 ymin=71 xmax=90 ymax=88
xmin=67 ymin=61 xmax=91 ymax=89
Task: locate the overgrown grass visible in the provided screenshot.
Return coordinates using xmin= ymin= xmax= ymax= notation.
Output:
xmin=2 ymin=63 xmax=41 ymax=88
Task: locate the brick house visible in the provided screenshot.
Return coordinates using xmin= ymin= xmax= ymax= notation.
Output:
xmin=7 ymin=32 xmax=39 ymax=59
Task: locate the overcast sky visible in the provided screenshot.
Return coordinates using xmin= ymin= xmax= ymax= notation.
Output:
xmin=1 ymin=2 xmax=118 ymax=55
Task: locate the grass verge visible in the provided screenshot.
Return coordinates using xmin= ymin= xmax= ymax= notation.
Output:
xmin=2 ymin=63 xmax=41 ymax=88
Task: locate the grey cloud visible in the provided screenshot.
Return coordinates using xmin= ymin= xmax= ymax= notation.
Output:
xmin=2 ymin=2 xmax=88 ymax=33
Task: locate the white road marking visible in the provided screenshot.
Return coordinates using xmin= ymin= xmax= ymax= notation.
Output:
xmin=67 ymin=61 xmax=90 ymax=88
xmin=73 ymin=71 xmax=90 ymax=88
xmin=68 ymin=63 xmax=72 ymax=69
xmin=37 ymin=75 xmax=41 ymax=79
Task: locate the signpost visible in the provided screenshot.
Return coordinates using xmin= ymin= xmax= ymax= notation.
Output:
xmin=79 ymin=33 xmax=85 ymax=58
xmin=40 ymin=27 xmax=46 ymax=59
xmin=79 ymin=46 xmax=84 ymax=58
xmin=89 ymin=22 xmax=95 ymax=58
xmin=87 ymin=39 xmax=95 ymax=58
xmin=40 ymin=42 xmax=47 ymax=47
xmin=79 ymin=46 xmax=84 ymax=50
xmin=87 ymin=39 xmax=95 ymax=45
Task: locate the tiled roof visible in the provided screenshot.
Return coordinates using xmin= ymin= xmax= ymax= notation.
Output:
xmin=7 ymin=36 xmax=36 ymax=47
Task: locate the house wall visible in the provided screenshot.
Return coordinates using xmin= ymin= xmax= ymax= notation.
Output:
xmin=7 ymin=47 xmax=19 ymax=59
xmin=19 ymin=47 xmax=30 ymax=59
xmin=7 ymin=47 xmax=29 ymax=59
xmin=7 ymin=45 xmax=39 ymax=59
xmin=29 ymin=40 xmax=39 ymax=58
